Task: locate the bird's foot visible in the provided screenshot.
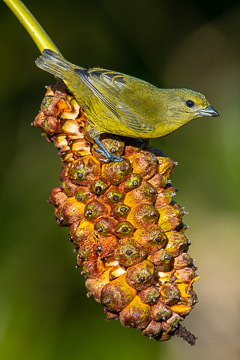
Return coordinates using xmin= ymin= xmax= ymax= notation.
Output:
xmin=92 ymin=133 xmax=124 ymax=162
xmin=95 ymin=147 xmax=123 ymax=162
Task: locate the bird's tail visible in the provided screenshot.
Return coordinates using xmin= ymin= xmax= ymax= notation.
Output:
xmin=36 ymin=49 xmax=77 ymax=81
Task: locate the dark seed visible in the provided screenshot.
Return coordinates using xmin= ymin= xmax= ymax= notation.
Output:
xmin=77 ymin=195 xmax=83 ymax=201
xmin=97 ymin=226 xmax=103 ymax=232
xmin=113 ymin=195 xmax=119 ymax=201
xmin=120 ymin=166 xmax=126 ymax=171
xmin=95 ymin=186 xmax=102 ymax=193
xmin=120 ymin=207 xmax=127 ymax=212
xmin=109 ymin=273 xmax=115 ymax=281
xmin=77 ymin=172 xmax=83 ymax=178
xmin=86 ymin=209 xmax=93 ymax=215
xmin=122 ymin=226 xmax=128 ymax=232
xmin=132 ymin=180 xmax=138 ymax=186
xmin=126 ymin=249 xmax=133 ymax=256
xmin=155 ymin=237 xmax=162 ymax=242
xmin=110 ymin=147 xmax=116 ymax=153
xmin=96 ymin=246 xmax=102 ymax=252
xmin=149 ymin=188 xmax=156 ymax=194
xmin=139 ymin=277 xmax=146 ymax=283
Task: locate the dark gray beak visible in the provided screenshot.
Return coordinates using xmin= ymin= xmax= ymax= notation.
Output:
xmin=199 ymin=105 xmax=219 ymax=117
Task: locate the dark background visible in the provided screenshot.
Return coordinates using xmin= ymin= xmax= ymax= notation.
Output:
xmin=0 ymin=1 xmax=240 ymax=359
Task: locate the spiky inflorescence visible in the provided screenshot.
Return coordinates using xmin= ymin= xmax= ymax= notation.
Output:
xmin=34 ymin=82 xmax=198 ymax=345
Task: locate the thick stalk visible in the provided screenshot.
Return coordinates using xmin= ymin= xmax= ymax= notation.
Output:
xmin=3 ymin=0 xmax=60 ymax=54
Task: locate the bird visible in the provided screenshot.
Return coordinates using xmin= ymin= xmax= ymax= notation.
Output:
xmin=36 ymin=49 xmax=219 ymax=162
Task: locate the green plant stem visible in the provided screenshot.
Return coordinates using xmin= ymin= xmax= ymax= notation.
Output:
xmin=3 ymin=0 xmax=60 ymax=54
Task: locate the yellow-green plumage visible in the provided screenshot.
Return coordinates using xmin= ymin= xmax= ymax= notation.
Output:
xmin=36 ymin=49 xmax=218 ymax=161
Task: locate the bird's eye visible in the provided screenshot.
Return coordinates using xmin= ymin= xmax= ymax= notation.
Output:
xmin=186 ymin=99 xmax=195 ymax=108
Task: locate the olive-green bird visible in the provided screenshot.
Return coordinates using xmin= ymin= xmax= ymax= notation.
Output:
xmin=36 ymin=49 xmax=219 ymax=162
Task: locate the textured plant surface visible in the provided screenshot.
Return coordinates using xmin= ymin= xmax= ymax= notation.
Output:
xmin=34 ymin=82 xmax=198 ymax=345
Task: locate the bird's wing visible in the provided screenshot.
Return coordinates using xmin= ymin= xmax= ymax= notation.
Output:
xmin=74 ymin=68 xmax=153 ymax=133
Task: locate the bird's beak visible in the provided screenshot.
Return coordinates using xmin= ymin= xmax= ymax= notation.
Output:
xmin=199 ymin=105 xmax=219 ymax=117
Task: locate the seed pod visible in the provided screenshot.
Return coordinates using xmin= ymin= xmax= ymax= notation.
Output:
xmin=119 ymin=173 xmax=142 ymax=193
xmin=90 ymin=179 xmax=109 ymax=195
xmin=101 ymin=160 xmax=132 ymax=185
xmin=155 ymin=188 xmax=175 ymax=207
xmin=148 ymin=173 xmax=167 ymax=189
xmin=33 ymin=83 xmax=199 ymax=345
xmin=127 ymin=204 xmax=159 ymax=228
xmin=124 ymin=180 xmax=157 ymax=206
xmin=100 ymin=274 xmax=136 ymax=312
xmin=84 ymin=200 xmax=110 ymax=221
xmin=104 ymin=186 xmax=124 ymax=204
xmin=114 ymin=238 xmax=147 ymax=267
xmin=75 ymin=187 xmax=93 ymax=203
xmin=165 ymin=231 xmax=188 ymax=257
xmin=95 ymin=235 xmax=118 ymax=259
xmin=149 ymin=249 xmax=174 ymax=271
xmin=160 ymin=283 xmax=181 ymax=305
xmin=174 ymin=267 xmax=196 ymax=283
xmin=70 ymin=220 xmax=94 ymax=244
xmin=158 ymin=204 xmax=183 ymax=232
xmin=115 ymin=221 xmax=135 ymax=238
xmin=128 ymin=151 xmax=158 ymax=180
xmin=94 ymin=216 xmax=118 ymax=236
xmin=162 ymin=313 xmax=181 ymax=333
xmin=174 ymin=253 xmax=194 ymax=269
xmin=119 ymin=295 xmax=151 ymax=329
xmin=112 ymin=203 xmax=130 ymax=220
xmin=126 ymin=260 xmax=155 ymax=291
xmin=68 ymin=156 xmax=100 ymax=185
xmin=56 ymin=196 xmax=85 ymax=225
xmin=151 ymin=301 xmax=172 ymax=321
xmin=49 ymin=187 xmax=67 ymax=206
xmin=138 ymin=286 xmax=160 ymax=305
xmin=134 ymin=226 xmax=167 ymax=254
xmin=142 ymin=320 xmax=163 ymax=338
xmin=85 ymin=269 xmax=111 ymax=302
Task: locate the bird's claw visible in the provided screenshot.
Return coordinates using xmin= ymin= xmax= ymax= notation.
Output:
xmin=95 ymin=147 xmax=123 ymax=162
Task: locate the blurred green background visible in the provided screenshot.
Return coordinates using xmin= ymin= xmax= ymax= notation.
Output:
xmin=0 ymin=0 xmax=240 ymax=359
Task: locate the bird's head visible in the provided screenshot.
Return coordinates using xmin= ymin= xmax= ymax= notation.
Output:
xmin=164 ymin=88 xmax=219 ymax=130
